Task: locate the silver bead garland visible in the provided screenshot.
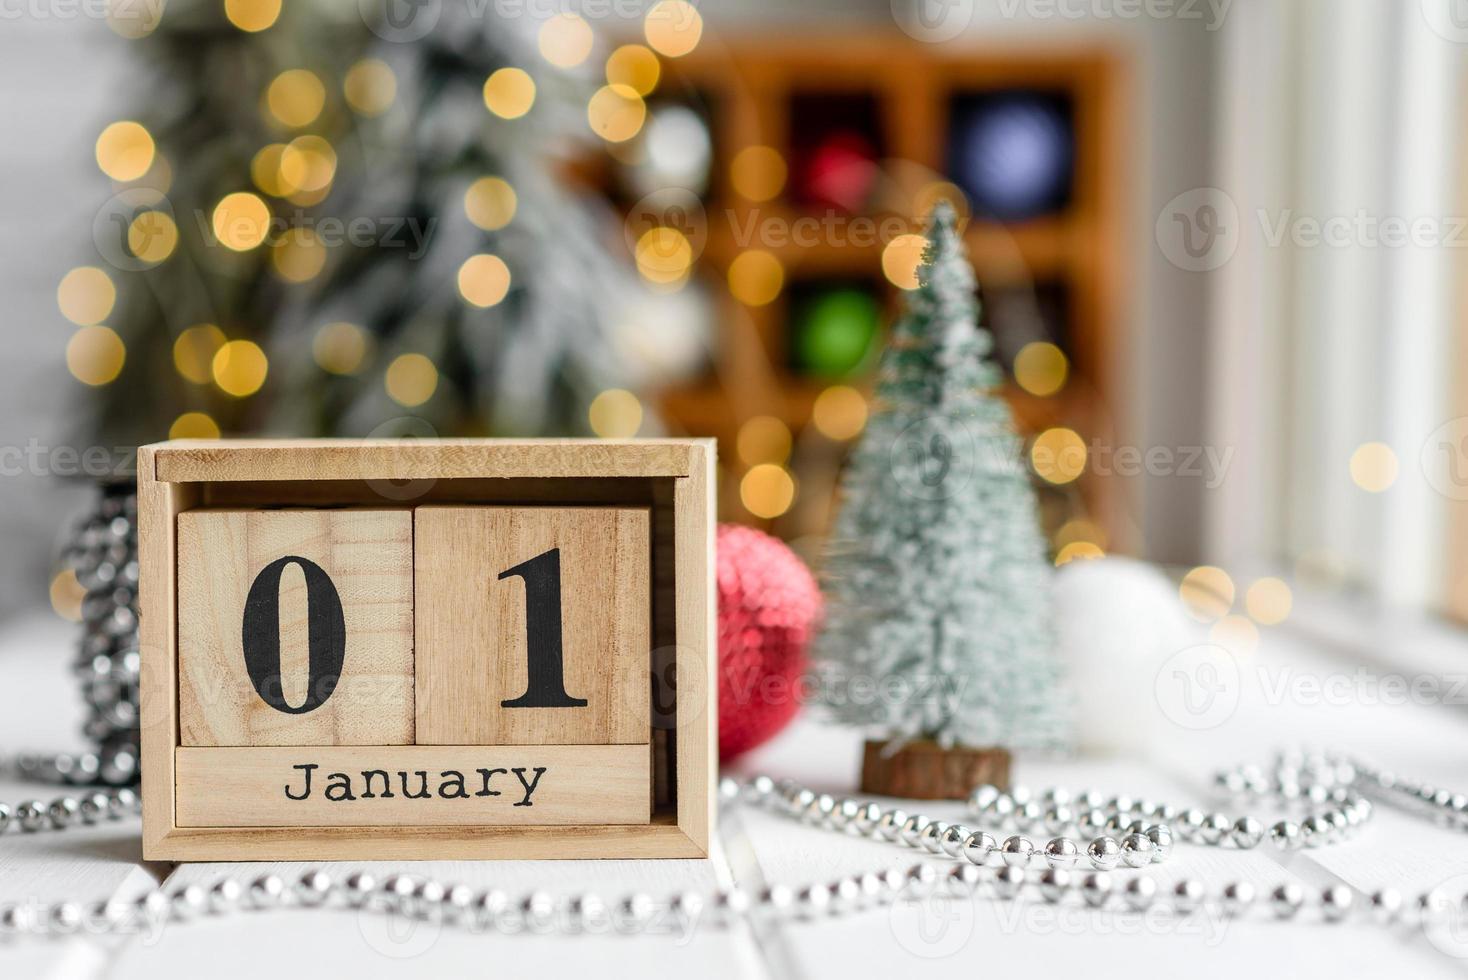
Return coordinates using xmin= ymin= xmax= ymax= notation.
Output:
xmin=0 ymin=753 xmax=1467 ymax=939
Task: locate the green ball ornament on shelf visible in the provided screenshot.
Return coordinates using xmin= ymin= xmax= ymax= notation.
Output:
xmin=793 ymin=288 xmax=880 ymax=378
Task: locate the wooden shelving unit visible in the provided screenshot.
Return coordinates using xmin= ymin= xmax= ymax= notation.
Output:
xmin=602 ymin=32 xmax=1131 ymax=548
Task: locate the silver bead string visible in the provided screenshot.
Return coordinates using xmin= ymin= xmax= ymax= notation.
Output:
xmin=0 ymin=752 xmax=1461 ymax=939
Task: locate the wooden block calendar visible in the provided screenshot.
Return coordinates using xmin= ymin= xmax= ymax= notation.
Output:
xmin=137 ymin=438 xmax=716 ymax=861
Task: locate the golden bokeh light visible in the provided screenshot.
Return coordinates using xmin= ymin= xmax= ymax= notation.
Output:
xmin=126 ymin=210 xmax=178 ymax=263
xmin=1210 ymin=614 xmax=1260 ymax=655
xmin=251 ymin=143 xmax=290 ymax=197
xmin=605 ymin=44 xmax=660 ymax=96
xmin=95 ymin=121 xmax=155 ymax=182
xmin=270 ymin=227 xmax=327 ymax=282
xmin=212 ymin=339 xmax=269 ymax=397
xmin=737 ymin=415 xmax=792 ymax=466
xmin=313 ymin=321 xmax=370 ymax=375
xmin=633 ymin=227 xmax=692 ymax=286
xmin=1030 ymin=427 xmax=1087 ymax=484
xmin=49 ymin=568 xmax=85 ymax=622
xmin=266 ymin=69 xmax=327 ymax=128
xmin=727 ymin=250 xmax=784 ymax=306
xmin=1350 ymin=441 xmax=1398 ymax=492
xmin=730 ymin=145 xmax=786 ymax=202
xmin=224 ymin=0 xmax=281 ymax=32
xmin=538 ymin=13 xmax=594 ymax=68
xmin=644 ymin=0 xmax=703 ymax=58
xmin=173 ymin=324 xmax=227 ymax=384
xmin=1245 ymin=577 xmax=1293 ymax=626
xmin=741 ymin=463 xmax=796 ymax=519
xmin=1180 ymin=565 xmax=1235 ymax=622
xmin=57 ymin=267 xmax=116 ymax=326
xmin=343 ymin=59 xmax=397 ymax=116
xmin=1055 ymin=517 xmax=1107 ymax=550
xmin=1014 ymin=341 xmax=1069 ymax=397
xmin=457 ymin=254 xmax=513 ymax=308
xmin=66 ymin=326 xmax=126 ymax=386
xmin=212 ymin=192 xmax=272 ymax=251
xmin=811 ymin=385 xmax=868 ymax=441
xmin=279 ymin=135 xmax=336 ymax=194
xmin=169 ymin=411 xmax=221 ymax=440
xmin=587 ymin=84 xmax=646 ymax=143
xmin=881 ymin=234 xmax=928 ymax=290
xmin=1055 ymin=541 xmax=1105 ymax=566
xmin=588 ymin=388 xmax=643 ymax=438
xmin=483 ymin=68 xmax=536 ymax=119
xmin=107 ymin=1 xmax=162 ymax=38
xmin=385 ymin=353 xmax=439 ymax=407
xmin=464 ymin=177 xmax=517 ymax=231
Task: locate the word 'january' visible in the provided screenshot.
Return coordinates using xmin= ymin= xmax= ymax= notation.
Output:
xmin=284 ymin=764 xmax=547 ymax=806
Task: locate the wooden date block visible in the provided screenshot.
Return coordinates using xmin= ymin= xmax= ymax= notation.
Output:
xmin=177 ymin=508 xmax=414 ymax=746
xmin=414 ymin=506 xmax=650 ymax=745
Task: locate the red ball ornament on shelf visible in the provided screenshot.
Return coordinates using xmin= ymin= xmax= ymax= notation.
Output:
xmin=716 ymin=523 xmax=823 ymax=761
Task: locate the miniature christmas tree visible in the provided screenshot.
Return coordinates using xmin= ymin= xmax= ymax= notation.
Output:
xmin=811 ymin=202 xmax=1070 ymax=797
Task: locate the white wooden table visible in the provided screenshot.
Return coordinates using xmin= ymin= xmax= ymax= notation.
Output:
xmin=4 ymin=606 xmax=1468 ymax=979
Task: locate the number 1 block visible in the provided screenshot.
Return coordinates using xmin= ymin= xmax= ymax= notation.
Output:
xmin=414 ymin=506 xmax=651 ymax=745
xmin=177 ymin=509 xmax=414 ymax=746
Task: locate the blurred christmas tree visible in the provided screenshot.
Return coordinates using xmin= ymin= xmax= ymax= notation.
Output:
xmin=810 ymin=202 xmax=1070 ymax=796
xmin=69 ymin=0 xmax=677 ymax=447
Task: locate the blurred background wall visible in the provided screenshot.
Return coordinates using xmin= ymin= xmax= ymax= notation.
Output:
xmin=4 ymin=0 xmax=1464 ymax=634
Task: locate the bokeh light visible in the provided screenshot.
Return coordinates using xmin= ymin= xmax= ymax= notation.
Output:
xmin=126 ymin=211 xmax=178 ymax=263
xmin=212 ymin=339 xmax=269 ymax=397
xmin=1014 ymin=341 xmax=1068 ymax=396
xmin=385 ymin=353 xmax=438 ymax=407
xmin=633 ymin=227 xmax=692 ymax=287
xmin=66 ymin=326 xmax=126 ymax=386
xmin=266 ymin=69 xmax=327 ymax=128
xmin=212 ymin=192 xmax=272 ymax=251
xmin=1030 ymin=427 xmax=1086 ymax=484
xmin=224 ymin=0 xmax=281 ymax=32
xmin=169 ymin=411 xmax=221 ymax=439
xmin=538 ymin=13 xmax=594 ymax=68
xmin=587 ymin=84 xmax=646 ymax=143
xmin=606 ymin=44 xmax=660 ymax=96
xmin=270 ymin=227 xmax=327 ymax=282
xmin=457 ymin=254 xmax=512 ymax=308
xmin=1245 ymin=577 xmax=1293 ymax=626
xmin=57 ymin=267 xmax=116 ymax=326
xmin=313 ymin=322 xmax=370 ymax=376
xmin=737 ymin=415 xmax=792 ymax=466
xmin=1210 ymin=613 xmax=1260 ymax=655
xmin=173 ymin=324 xmax=227 ymax=384
xmin=881 ymin=234 xmax=927 ymax=290
xmin=483 ymin=68 xmax=536 ymax=119
xmin=727 ymin=250 xmax=784 ymax=306
xmin=49 ymin=568 xmax=85 ymax=622
xmin=644 ymin=0 xmax=703 ymax=58
xmin=1350 ymin=442 xmax=1398 ymax=492
xmin=95 ymin=121 xmax=155 ymax=182
xmin=741 ymin=463 xmax=796 ymax=519
xmin=343 ymin=59 xmax=397 ymax=116
xmin=730 ymin=146 xmax=787 ymax=202
xmin=589 ymin=388 xmax=643 ymax=437
xmin=1180 ymin=565 xmax=1235 ymax=622
xmin=279 ymin=135 xmax=336 ymax=194
xmin=811 ymin=385 xmax=867 ymax=441
xmin=464 ymin=177 xmax=517 ymax=231
xmin=1054 ymin=541 xmax=1105 ymax=566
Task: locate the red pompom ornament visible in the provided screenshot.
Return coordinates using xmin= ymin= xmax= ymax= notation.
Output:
xmin=716 ymin=523 xmax=822 ymax=760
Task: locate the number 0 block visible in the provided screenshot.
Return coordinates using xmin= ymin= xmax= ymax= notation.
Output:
xmin=177 ymin=509 xmax=414 ymax=746
xmin=413 ymin=506 xmax=650 ymax=745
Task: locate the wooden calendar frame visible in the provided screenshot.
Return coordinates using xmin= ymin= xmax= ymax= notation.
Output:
xmin=137 ymin=438 xmax=716 ymax=861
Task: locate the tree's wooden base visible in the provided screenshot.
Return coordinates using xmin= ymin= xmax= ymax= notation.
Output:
xmin=860 ymin=740 xmax=1012 ymax=800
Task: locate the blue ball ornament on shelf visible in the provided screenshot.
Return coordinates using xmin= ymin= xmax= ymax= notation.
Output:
xmin=947 ymin=91 xmax=1075 ymax=222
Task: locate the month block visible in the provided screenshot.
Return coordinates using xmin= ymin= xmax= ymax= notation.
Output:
xmin=413 ymin=506 xmax=651 ymax=746
xmin=177 ymin=508 xmax=414 ymax=746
